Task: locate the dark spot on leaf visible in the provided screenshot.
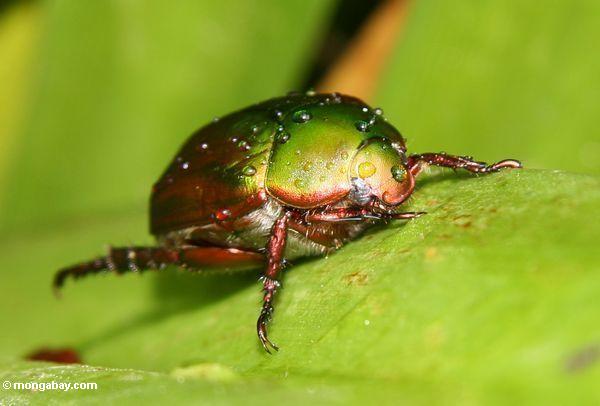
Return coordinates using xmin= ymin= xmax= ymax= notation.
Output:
xmin=564 ymin=343 xmax=600 ymax=374
xmin=452 ymin=214 xmax=472 ymax=228
xmin=343 ymin=271 xmax=369 ymax=286
xmin=26 ymin=348 xmax=82 ymax=364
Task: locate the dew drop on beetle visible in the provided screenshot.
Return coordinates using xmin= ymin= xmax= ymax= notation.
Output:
xmin=391 ymin=165 xmax=407 ymax=182
xmin=294 ymin=178 xmax=306 ymax=189
xmin=215 ymin=209 xmax=232 ymax=221
xmin=238 ymin=140 xmax=251 ymax=151
xmin=355 ymin=120 xmax=370 ymax=132
xmin=292 ymin=110 xmax=312 ymax=123
xmin=242 ymin=165 xmax=257 ymax=177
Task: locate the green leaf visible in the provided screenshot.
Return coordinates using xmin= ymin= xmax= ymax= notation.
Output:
xmin=376 ymin=0 xmax=600 ymax=174
xmin=1 ymin=170 xmax=599 ymax=404
xmin=0 ymin=0 xmax=334 ymax=231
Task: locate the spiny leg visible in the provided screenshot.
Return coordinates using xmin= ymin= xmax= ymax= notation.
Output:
xmin=257 ymin=211 xmax=291 ymax=353
xmin=407 ymin=153 xmax=521 ymax=177
xmin=54 ymin=246 xmax=264 ymax=295
xmin=303 ymin=208 xmax=425 ymax=223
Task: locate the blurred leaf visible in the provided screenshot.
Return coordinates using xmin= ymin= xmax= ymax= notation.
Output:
xmin=1 ymin=170 xmax=599 ymax=404
xmin=0 ymin=0 xmax=334 ymax=231
xmin=0 ymin=2 xmax=41 ymax=205
xmin=376 ymin=0 xmax=600 ymax=174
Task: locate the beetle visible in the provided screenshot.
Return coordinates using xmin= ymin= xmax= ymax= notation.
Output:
xmin=55 ymin=92 xmax=521 ymax=353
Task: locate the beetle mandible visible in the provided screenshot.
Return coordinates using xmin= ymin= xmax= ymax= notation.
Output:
xmin=55 ymin=92 xmax=521 ymax=353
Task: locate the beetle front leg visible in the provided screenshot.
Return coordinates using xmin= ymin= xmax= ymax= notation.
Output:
xmin=407 ymin=153 xmax=521 ymax=177
xmin=257 ymin=211 xmax=292 ymax=353
xmin=304 ymin=208 xmax=425 ymax=222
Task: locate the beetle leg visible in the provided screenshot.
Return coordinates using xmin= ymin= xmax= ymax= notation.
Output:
xmin=304 ymin=208 xmax=425 ymax=222
xmin=54 ymin=246 xmax=263 ymax=295
xmin=257 ymin=211 xmax=292 ymax=353
xmin=407 ymin=153 xmax=521 ymax=177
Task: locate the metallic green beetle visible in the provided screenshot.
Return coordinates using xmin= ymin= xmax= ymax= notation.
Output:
xmin=55 ymin=92 xmax=521 ymax=352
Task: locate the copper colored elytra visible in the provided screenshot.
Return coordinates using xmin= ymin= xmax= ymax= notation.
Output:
xmin=55 ymin=92 xmax=521 ymax=353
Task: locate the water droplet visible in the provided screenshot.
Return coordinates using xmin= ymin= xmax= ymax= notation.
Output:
xmin=325 ymin=161 xmax=335 ymax=170
xmin=251 ymin=125 xmax=260 ymax=134
xmin=273 ymin=110 xmax=284 ymax=121
xmin=215 ymin=209 xmax=231 ymax=221
xmin=294 ymin=179 xmax=306 ymax=189
xmin=341 ymin=151 xmax=349 ymax=160
xmin=200 ymin=143 xmax=209 ymax=150
xmin=303 ymin=162 xmax=313 ymax=171
xmin=212 ymin=116 xmax=220 ymax=123
xmin=361 ymin=107 xmax=369 ymax=113
xmin=276 ymin=129 xmax=290 ymax=143
xmin=374 ymin=107 xmax=383 ymax=116
xmin=181 ymin=161 xmax=190 ymax=170
xmin=230 ymin=136 xmax=239 ymax=143
xmin=238 ymin=140 xmax=251 ymax=151
xmin=295 ymin=150 xmax=301 ymax=155
xmin=391 ymin=165 xmax=407 ymax=182
xmin=358 ymin=162 xmax=376 ymax=178
xmin=292 ymin=110 xmax=312 ymax=123
xmin=306 ymin=89 xmax=316 ymax=96
xmin=355 ymin=120 xmax=370 ymax=132
xmin=242 ymin=165 xmax=257 ymax=176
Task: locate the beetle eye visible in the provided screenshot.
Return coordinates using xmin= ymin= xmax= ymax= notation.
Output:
xmin=391 ymin=165 xmax=407 ymax=182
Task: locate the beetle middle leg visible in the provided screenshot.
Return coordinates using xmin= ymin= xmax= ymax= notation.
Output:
xmin=407 ymin=153 xmax=521 ymax=177
xmin=54 ymin=246 xmax=264 ymax=294
xmin=257 ymin=211 xmax=292 ymax=353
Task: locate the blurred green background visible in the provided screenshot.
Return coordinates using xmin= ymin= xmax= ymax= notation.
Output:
xmin=0 ymin=0 xmax=599 ymax=404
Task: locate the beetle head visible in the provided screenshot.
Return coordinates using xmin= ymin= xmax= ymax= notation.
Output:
xmin=348 ymin=137 xmax=415 ymax=207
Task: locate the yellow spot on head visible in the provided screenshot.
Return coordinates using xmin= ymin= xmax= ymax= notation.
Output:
xmin=358 ymin=161 xmax=376 ymax=178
